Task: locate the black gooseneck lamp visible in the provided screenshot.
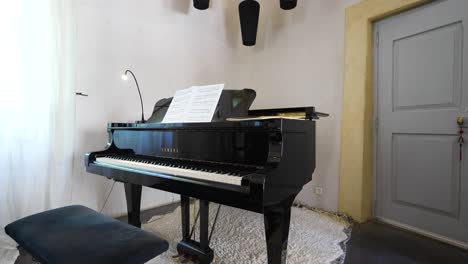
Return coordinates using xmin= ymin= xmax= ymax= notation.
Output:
xmin=121 ymin=70 xmax=145 ymax=123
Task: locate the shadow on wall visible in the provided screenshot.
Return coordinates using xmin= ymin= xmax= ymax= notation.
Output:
xmin=268 ymin=0 xmax=308 ymax=45
xmin=223 ymin=1 xmax=241 ymax=49
xmin=73 ymin=128 xmax=110 ymax=209
xmin=167 ymin=0 xmax=191 ymax=14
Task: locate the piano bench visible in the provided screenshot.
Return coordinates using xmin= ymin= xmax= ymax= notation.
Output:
xmin=4 ymin=205 xmax=168 ymax=264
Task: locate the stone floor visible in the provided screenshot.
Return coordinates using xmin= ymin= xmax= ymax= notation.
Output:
xmin=344 ymin=221 xmax=468 ymax=264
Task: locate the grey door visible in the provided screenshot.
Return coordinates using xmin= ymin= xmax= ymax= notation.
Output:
xmin=375 ymin=0 xmax=468 ymax=245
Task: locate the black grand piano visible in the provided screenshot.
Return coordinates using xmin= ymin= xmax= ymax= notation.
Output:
xmin=85 ymin=89 xmax=326 ymax=264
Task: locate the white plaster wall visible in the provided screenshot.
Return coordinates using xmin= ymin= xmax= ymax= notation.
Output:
xmin=72 ymin=0 xmax=360 ymax=216
xmin=226 ymin=0 xmax=361 ymax=211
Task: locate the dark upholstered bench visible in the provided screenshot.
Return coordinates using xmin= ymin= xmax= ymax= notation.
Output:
xmin=5 ymin=205 xmax=168 ymax=264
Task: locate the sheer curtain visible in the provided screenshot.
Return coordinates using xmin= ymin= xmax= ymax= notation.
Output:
xmin=0 ymin=0 xmax=75 ymax=259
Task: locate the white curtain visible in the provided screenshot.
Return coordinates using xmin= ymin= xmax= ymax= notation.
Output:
xmin=0 ymin=0 xmax=75 ymax=257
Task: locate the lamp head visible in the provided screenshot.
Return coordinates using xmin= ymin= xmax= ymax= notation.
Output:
xmin=121 ymin=73 xmax=129 ymax=81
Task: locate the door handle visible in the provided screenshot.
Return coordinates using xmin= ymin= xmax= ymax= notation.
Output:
xmin=458 ymin=117 xmax=468 ymax=128
xmin=75 ymin=92 xmax=88 ymax=97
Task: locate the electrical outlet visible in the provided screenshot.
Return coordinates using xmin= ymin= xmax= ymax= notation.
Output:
xmin=314 ymin=186 xmax=323 ymax=195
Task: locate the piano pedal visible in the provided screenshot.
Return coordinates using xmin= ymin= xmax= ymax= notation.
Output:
xmin=171 ymin=253 xmax=193 ymax=263
xmin=190 ymin=255 xmax=199 ymax=263
xmin=177 ymin=240 xmax=214 ymax=264
xmin=180 ymin=254 xmax=192 ymax=263
xmin=173 ymin=253 xmax=203 ymax=264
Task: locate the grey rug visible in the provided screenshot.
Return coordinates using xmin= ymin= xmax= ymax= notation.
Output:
xmin=0 ymin=247 xmax=19 ymax=264
xmin=144 ymin=205 xmax=351 ymax=264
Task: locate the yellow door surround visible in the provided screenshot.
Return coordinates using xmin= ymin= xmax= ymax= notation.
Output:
xmin=339 ymin=0 xmax=430 ymax=223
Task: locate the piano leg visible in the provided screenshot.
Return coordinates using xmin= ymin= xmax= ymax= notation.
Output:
xmin=264 ymin=196 xmax=296 ymax=264
xmin=199 ymin=200 xmax=209 ymax=250
xmin=180 ymin=195 xmax=190 ymax=241
xmin=124 ymin=183 xmax=142 ymax=228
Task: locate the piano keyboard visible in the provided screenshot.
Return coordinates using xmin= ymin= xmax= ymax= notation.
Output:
xmin=95 ymin=156 xmax=245 ymax=186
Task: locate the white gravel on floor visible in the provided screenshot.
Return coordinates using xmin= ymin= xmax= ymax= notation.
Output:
xmin=144 ymin=204 xmax=350 ymax=264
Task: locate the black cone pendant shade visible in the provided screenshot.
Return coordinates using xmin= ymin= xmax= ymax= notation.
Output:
xmin=194 ymin=0 xmax=209 ymax=10
xmin=194 ymin=0 xmax=296 ymax=46
xmin=280 ymin=0 xmax=297 ymax=10
xmin=239 ymin=0 xmax=260 ymax=46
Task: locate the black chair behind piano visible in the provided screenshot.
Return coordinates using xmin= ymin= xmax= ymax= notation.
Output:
xmin=85 ymin=88 xmax=326 ymax=264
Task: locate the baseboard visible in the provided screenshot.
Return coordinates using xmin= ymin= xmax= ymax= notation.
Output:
xmin=110 ymin=200 xmax=180 ymax=219
xmin=377 ymin=217 xmax=468 ymax=250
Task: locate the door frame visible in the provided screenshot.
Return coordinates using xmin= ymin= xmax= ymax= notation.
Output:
xmin=372 ymin=26 xmax=380 ymax=218
xmin=371 ymin=3 xmax=468 ymax=249
xmin=338 ymin=0 xmax=430 ymax=223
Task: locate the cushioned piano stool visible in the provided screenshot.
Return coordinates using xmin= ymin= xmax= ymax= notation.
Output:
xmin=4 ymin=205 xmax=168 ymax=264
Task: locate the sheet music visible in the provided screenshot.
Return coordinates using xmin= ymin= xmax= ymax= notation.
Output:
xmin=162 ymin=84 xmax=224 ymax=123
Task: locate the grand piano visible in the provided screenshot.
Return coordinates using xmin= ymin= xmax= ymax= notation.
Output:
xmin=84 ymin=89 xmax=326 ymax=264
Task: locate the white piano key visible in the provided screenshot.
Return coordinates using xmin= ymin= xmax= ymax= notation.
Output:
xmin=95 ymin=157 xmax=243 ymax=186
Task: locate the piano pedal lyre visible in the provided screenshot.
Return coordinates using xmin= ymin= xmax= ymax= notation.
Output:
xmin=177 ymin=197 xmax=215 ymax=264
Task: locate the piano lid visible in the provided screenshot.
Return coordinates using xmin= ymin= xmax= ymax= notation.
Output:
xmin=144 ymin=88 xmax=327 ymax=123
xmin=107 ymin=119 xmax=283 ymax=131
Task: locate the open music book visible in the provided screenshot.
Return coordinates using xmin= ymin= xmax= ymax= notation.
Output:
xmin=162 ymin=84 xmax=224 ymax=123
